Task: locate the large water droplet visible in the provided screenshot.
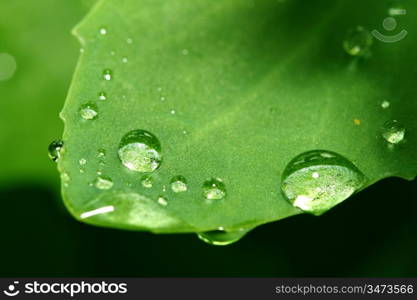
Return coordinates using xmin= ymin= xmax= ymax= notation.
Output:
xmin=203 ymin=178 xmax=226 ymax=200
xmin=103 ymin=69 xmax=112 ymax=81
xmin=197 ymin=228 xmax=251 ymax=246
xmin=48 ymin=140 xmax=64 ymax=162
xmin=382 ymin=120 xmax=405 ymax=144
xmin=343 ymin=26 xmax=373 ymax=56
xmin=94 ymin=175 xmax=114 ymax=190
xmin=79 ymin=102 xmax=98 ymax=120
xmin=281 ymin=150 xmax=365 ymax=216
xmin=118 ymin=130 xmax=162 ymax=172
xmin=141 ymin=175 xmax=153 ymax=188
xmin=170 ymin=176 xmax=188 ymax=193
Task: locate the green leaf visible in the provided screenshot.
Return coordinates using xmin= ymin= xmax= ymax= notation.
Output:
xmin=60 ymin=0 xmax=417 ymax=233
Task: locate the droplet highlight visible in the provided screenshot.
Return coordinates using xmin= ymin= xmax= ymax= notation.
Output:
xmin=94 ymin=175 xmax=114 ymax=190
xmin=203 ymin=178 xmax=226 ymax=200
xmin=382 ymin=120 xmax=405 ymax=144
xmin=103 ymin=69 xmax=112 ymax=81
xmin=141 ymin=175 xmax=153 ymax=188
xmin=281 ymin=150 xmax=365 ymax=216
xmin=118 ymin=130 xmax=162 ymax=172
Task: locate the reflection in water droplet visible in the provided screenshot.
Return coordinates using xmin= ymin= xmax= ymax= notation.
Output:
xmin=382 ymin=120 xmax=405 ymax=144
xmin=48 ymin=140 xmax=64 ymax=162
xmin=141 ymin=175 xmax=153 ymax=188
xmin=95 ymin=176 xmax=114 ymax=190
xmin=79 ymin=102 xmax=98 ymax=120
xmin=103 ymin=69 xmax=112 ymax=81
xmin=197 ymin=228 xmax=251 ymax=246
xmin=281 ymin=150 xmax=365 ymax=215
xmin=118 ymin=130 xmax=162 ymax=172
xmin=343 ymin=26 xmax=373 ymax=56
xmin=80 ymin=205 xmax=114 ymax=219
xmin=98 ymin=92 xmax=107 ymax=101
xmin=203 ymin=178 xmax=226 ymax=200
xmin=157 ymin=196 xmax=168 ymax=206
xmin=381 ymin=100 xmax=390 ymax=109
xmin=0 ymin=53 xmax=17 ymax=81
xmin=170 ymin=176 xmax=188 ymax=193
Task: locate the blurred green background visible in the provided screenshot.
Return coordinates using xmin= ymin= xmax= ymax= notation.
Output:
xmin=0 ymin=0 xmax=416 ymax=277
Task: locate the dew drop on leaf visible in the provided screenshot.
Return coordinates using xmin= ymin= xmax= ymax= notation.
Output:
xmin=99 ymin=27 xmax=107 ymax=35
xmin=197 ymin=228 xmax=251 ymax=246
xmin=141 ymin=175 xmax=153 ymax=188
xmin=343 ymin=26 xmax=373 ymax=56
xmin=61 ymin=172 xmax=71 ymax=187
xmin=79 ymin=102 xmax=98 ymax=120
xmin=203 ymin=178 xmax=226 ymax=200
xmin=157 ymin=195 xmax=168 ymax=206
xmin=94 ymin=175 xmax=114 ymax=190
xmin=118 ymin=129 xmax=162 ymax=172
xmin=281 ymin=150 xmax=365 ymax=215
xmin=103 ymin=69 xmax=112 ymax=81
xmin=170 ymin=175 xmax=188 ymax=193
xmin=48 ymin=140 xmax=64 ymax=162
xmin=381 ymin=100 xmax=390 ymax=109
xmin=122 ymin=57 xmax=128 ymax=63
xmin=382 ymin=120 xmax=405 ymax=144
xmin=98 ymin=92 xmax=107 ymax=101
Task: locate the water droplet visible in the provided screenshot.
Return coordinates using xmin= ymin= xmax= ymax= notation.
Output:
xmin=110 ymin=51 xmax=115 ymax=56
xmin=103 ymin=69 xmax=112 ymax=81
xmin=48 ymin=140 xmax=64 ymax=162
xmin=97 ymin=148 xmax=106 ymax=159
xmin=157 ymin=196 xmax=168 ymax=206
xmin=160 ymin=96 xmax=166 ymax=102
xmin=61 ymin=172 xmax=71 ymax=187
xmin=382 ymin=120 xmax=405 ymax=144
xmin=197 ymin=228 xmax=251 ymax=246
xmin=94 ymin=175 xmax=113 ymax=190
xmin=0 ymin=53 xmax=17 ymax=81
xmin=122 ymin=57 xmax=128 ymax=63
xmin=99 ymin=27 xmax=107 ymax=35
xmin=203 ymin=178 xmax=226 ymax=200
xmin=182 ymin=49 xmax=189 ymax=55
xmin=281 ymin=150 xmax=365 ymax=216
xmin=170 ymin=110 xmax=176 ymax=115
xmin=381 ymin=100 xmax=390 ymax=109
xmin=170 ymin=176 xmax=188 ymax=193
xmin=98 ymin=92 xmax=107 ymax=101
xmin=79 ymin=158 xmax=87 ymax=166
xmin=118 ymin=130 xmax=162 ymax=172
xmin=343 ymin=26 xmax=373 ymax=56
xmin=79 ymin=102 xmax=98 ymax=120
xmin=126 ymin=38 xmax=133 ymax=44
xmin=141 ymin=175 xmax=153 ymax=188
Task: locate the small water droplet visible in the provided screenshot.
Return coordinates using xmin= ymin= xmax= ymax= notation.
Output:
xmin=197 ymin=228 xmax=251 ymax=246
xmin=281 ymin=150 xmax=365 ymax=216
xmin=122 ymin=57 xmax=128 ymax=63
xmin=94 ymin=175 xmax=113 ymax=190
xmin=382 ymin=120 xmax=405 ymax=144
xmin=110 ymin=51 xmax=115 ymax=56
xmin=98 ymin=92 xmax=107 ymax=101
xmin=103 ymin=69 xmax=112 ymax=81
xmin=160 ymin=96 xmax=166 ymax=101
xmin=80 ymin=48 xmax=85 ymax=53
xmin=203 ymin=178 xmax=226 ymax=200
xmin=48 ymin=140 xmax=64 ymax=162
xmin=126 ymin=38 xmax=133 ymax=44
xmin=170 ymin=110 xmax=176 ymax=115
xmin=141 ymin=175 xmax=153 ymax=188
xmin=61 ymin=172 xmax=71 ymax=187
xmin=170 ymin=175 xmax=188 ymax=193
xmin=99 ymin=27 xmax=107 ymax=35
xmin=157 ymin=196 xmax=168 ymax=206
xmin=381 ymin=100 xmax=390 ymax=109
xmin=97 ymin=148 xmax=106 ymax=159
xmin=79 ymin=158 xmax=87 ymax=166
xmin=343 ymin=26 xmax=373 ymax=56
xmin=118 ymin=130 xmax=162 ymax=172
xmin=79 ymin=102 xmax=98 ymax=120
xmin=182 ymin=49 xmax=189 ymax=55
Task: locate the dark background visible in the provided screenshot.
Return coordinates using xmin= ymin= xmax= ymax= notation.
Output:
xmin=1 ymin=177 xmax=416 ymax=276
xmin=0 ymin=0 xmax=416 ymax=277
